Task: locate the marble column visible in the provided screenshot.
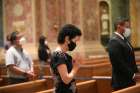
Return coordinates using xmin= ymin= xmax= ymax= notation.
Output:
xmin=34 ymin=0 xmax=43 ymax=42
xmin=130 ymin=0 xmax=137 ymax=47
xmin=81 ymin=0 xmax=107 ymax=58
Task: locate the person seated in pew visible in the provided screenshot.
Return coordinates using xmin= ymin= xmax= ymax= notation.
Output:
xmin=38 ymin=35 xmax=51 ymax=79
xmin=107 ymin=18 xmax=140 ymax=91
xmin=5 ymin=31 xmax=35 ymax=84
xmin=50 ymin=24 xmax=82 ymax=93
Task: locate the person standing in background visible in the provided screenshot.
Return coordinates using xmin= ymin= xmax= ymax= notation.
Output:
xmin=38 ymin=35 xmax=51 ymax=78
xmin=108 ymin=18 xmax=140 ymax=91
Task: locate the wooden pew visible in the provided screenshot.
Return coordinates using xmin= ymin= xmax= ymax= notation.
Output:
xmin=1 ymin=55 xmax=140 ymax=87
xmin=96 ymin=79 xmax=111 ymax=93
xmin=0 ymin=79 xmax=50 ymax=93
xmin=77 ymin=63 xmax=112 ymax=78
xmin=82 ymin=57 xmax=109 ymax=65
xmin=77 ymin=80 xmax=97 ymax=93
xmin=0 ymin=61 xmax=111 ymax=87
xmin=0 ymin=80 xmax=98 ymax=93
xmin=33 ymin=57 xmax=112 ymax=80
xmin=36 ymin=78 xmax=112 ymax=93
xmin=39 ymin=62 xmax=112 ymax=83
xmin=0 ymin=76 xmax=112 ymax=93
xmin=0 ymin=56 xmax=113 ymax=87
xmin=112 ymin=83 xmax=140 ymax=93
xmin=0 ymin=78 xmax=3 ymax=86
xmin=36 ymin=89 xmax=54 ymax=93
xmin=78 ymin=78 xmax=112 ymax=93
xmin=1 ymin=54 xmax=140 ymax=80
xmin=36 ymin=80 xmax=97 ymax=93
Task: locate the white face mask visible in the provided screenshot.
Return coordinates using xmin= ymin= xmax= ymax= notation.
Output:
xmin=123 ymin=28 xmax=131 ymax=38
xmin=19 ymin=37 xmax=26 ymax=45
xmin=45 ymin=40 xmax=48 ymax=45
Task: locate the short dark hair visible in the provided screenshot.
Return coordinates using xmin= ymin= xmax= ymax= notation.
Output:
xmin=124 ymin=17 xmax=130 ymax=22
xmin=57 ymin=24 xmax=82 ymax=44
xmin=10 ymin=31 xmax=19 ymax=44
xmin=39 ymin=35 xmax=46 ymax=45
xmin=114 ymin=18 xmax=125 ymax=30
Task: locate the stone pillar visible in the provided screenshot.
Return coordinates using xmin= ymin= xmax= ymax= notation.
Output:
xmin=82 ymin=0 xmax=99 ymax=41
xmin=34 ymin=0 xmax=43 ymax=43
xmin=45 ymin=0 xmax=60 ymax=43
xmin=81 ymin=0 xmax=107 ymax=58
xmin=65 ymin=0 xmax=72 ymax=23
xmin=70 ymin=0 xmax=86 ymax=57
xmin=40 ymin=0 xmax=48 ymax=36
xmin=130 ymin=0 xmax=137 ymax=47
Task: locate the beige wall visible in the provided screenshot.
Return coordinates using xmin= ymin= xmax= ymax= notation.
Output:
xmin=135 ymin=0 xmax=140 ymax=47
xmin=34 ymin=0 xmax=107 ymax=58
xmin=130 ymin=0 xmax=140 ymax=47
xmin=3 ymin=0 xmax=35 ymax=43
xmin=1 ymin=0 xmax=109 ymax=60
xmin=1 ymin=0 xmax=140 ymax=60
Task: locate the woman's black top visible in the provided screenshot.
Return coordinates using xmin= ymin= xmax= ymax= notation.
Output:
xmin=50 ymin=51 xmax=77 ymax=93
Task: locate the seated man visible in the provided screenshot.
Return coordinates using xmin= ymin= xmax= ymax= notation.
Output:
xmin=5 ymin=31 xmax=35 ymax=84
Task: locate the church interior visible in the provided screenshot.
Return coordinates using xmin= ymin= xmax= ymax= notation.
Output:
xmin=1 ymin=0 xmax=140 ymax=93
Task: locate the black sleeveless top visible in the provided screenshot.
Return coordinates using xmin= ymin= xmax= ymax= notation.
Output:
xmin=50 ymin=51 xmax=77 ymax=93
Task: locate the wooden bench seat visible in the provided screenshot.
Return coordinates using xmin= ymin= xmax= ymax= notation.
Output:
xmin=112 ymin=83 xmax=140 ymax=93
xmin=0 ymin=76 xmax=112 ymax=93
xmin=36 ymin=79 xmax=112 ymax=93
xmin=0 ymin=62 xmax=112 ymax=86
xmin=36 ymin=80 xmax=97 ymax=93
xmin=0 ymin=78 xmax=3 ymax=86
xmin=77 ymin=63 xmax=112 ymax=78
xmin=0 ymin=79 xmax=49 ymax=93
xmin=36 ymin=89 xmax=54 ymax=93
xmin=0 ymin=80 xmax=99 ymax=93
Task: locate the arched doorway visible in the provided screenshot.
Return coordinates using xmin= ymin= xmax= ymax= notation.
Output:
xmin=99 ymin=1 xmax=110 ymax=47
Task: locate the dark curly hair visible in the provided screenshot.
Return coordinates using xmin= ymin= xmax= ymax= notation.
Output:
xmin=57 ymin=24 xmax=82 ymax=44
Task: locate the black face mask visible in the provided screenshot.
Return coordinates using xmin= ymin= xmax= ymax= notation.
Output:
xmin=68 ymin=41 xmax=76 ymax=51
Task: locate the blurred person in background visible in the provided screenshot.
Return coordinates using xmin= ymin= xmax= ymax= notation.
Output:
xmin=38 ymin=35 xmax=51 ymax=79
xmin=5 ymin=31 xmax=35 ymax=84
